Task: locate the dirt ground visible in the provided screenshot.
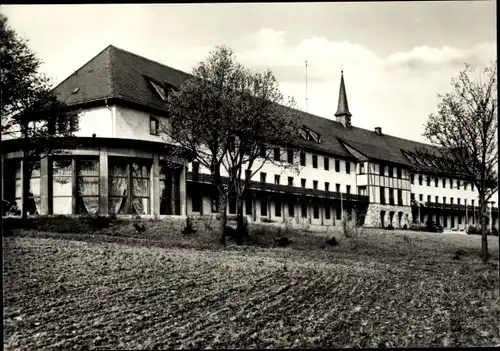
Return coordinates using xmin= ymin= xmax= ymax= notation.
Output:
xmin=3 ymin=229 xmax=499 ymax=349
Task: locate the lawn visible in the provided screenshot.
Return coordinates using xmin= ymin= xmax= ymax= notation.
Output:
xmin=3 ymin=221 xmax=500 ymax=349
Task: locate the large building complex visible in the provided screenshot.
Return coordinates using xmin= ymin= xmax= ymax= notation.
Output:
xmin=1 ymin=45 xmax=498 ymax=230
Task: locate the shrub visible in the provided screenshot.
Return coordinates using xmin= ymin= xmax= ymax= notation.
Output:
xmin=386 ymin=224 xmax=394 ymax=230
xmin=488 ymin=227 xmax=499 ymax=236
xmin=402 ymin=224 xmax=408 ymax=230
xmin=81 ymin=214 xmax=115 ymax=231
xmin=181 ymin=216 xmax=197 ymax=235
xmin=261 ymin=217 xmax=275 ymax=223
xmin=467 ymin=225 xmax=481 ymax=235
xmin=342 ymin=213 xmax=363 ymax=250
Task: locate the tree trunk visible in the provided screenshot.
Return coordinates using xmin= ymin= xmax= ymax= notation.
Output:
xmin=480 ymin=198 xmax=489 ymax=264
xmin=218 ymin=187 xmax=228 ymax=246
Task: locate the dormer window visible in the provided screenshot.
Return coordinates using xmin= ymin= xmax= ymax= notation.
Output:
xmin=149 ymin=79 xmax=167 ymax=101
xmin=299 ymin=129 xmax=307 ymax=139
xmin=150 ymin=116 xmax=159 ymax=135
xmin=298 ymin=127 xmax=321 ymax=143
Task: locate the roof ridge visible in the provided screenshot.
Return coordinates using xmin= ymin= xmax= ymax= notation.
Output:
xmin=51 ymin=44 xmax=114 ymax=94
xmin=108 ymin=44 xmax=193 ymax=79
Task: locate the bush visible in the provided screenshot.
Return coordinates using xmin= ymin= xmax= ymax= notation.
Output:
xmin=181 ymin=216 xmax=197 ymax=235
xmin=402 ymin=224 xmax=408 ymax=230
xmin=261 ymin=217 xmax=275 ymax=223
xmin=81 ymin=214 xmax=115 ymax=231
xmin=488 ymin=227 xmax=499 ymax=236
xmin=385 ymin=224 xmax=394 ymax=230
xmin=467 ymin=225 xmax=481 ymax=235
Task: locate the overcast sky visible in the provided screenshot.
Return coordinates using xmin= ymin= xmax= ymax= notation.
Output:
xmin=2 ymin=2 xmax=496 ymax=143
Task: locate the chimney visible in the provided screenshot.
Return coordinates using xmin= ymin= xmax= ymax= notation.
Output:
xmin=374 ymin=127 xmax=382 ymax=135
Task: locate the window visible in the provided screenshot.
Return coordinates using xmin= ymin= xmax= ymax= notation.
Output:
xmin=160 ymin=164 xmax=181 ymax=215
xmin=76 ymin=159 xmax=99 ymax=215
xmin=150 ymin=116 xmax=160 ymax=135
xmin=300 ymin=152 xmax=306 ymax=166
xmin=312 ymin=155 xmax=318 ymax=168
xmin=397 ymin=167 xmax=402 ymax=179
xmin=260 ymin=172 xmax=266 ymax=183
xmin=259 ymin=145 xmax=266 ymax=158
xmin=301 ymin=204 xmax=307 ymax=218
xmin=325 ymin=182 xmax=330 ymax=192
xmin=435 ymin=196 xmax=439 ymax=203
xmin=301 ymin=179 xmax=306 ymax=188
xmin=411 ymin=193 xmax=415 ymax=201
xmin=442 ymin=178 xmax=446 ymax=188
xmin=411 ymin=174 xmax=415 ymax=184
xmin=346 ymin=162 xmax=351 ymax=174
xmin=211 ymin=198 xmax=219 ymax=213
xmin=313 ymin=205 xmax=319 ymax=219
xmin=335 ymin=160 xmax=340 ymax=172
xmin=245 ymin=197 xmax=252 ymax=215
xmin=427 ymin=195 xmax=431 ymax=204
xmin=471 ymin=183 xmax=475 ymax=191
xmin=398 ymin=189 xmax=403 ymax=205
xmin=274 ymin=147 xmax=280 ymax=161
xmin=287 ymin=149 xmax=294 ymax=163
xmin=336 ymin=184 xmax=341 ymax=193
xmin=419 ymin=194 xmax=423 ymax=202
xmin=434 ymin=178 xmax=438 ymax=187
xmin=346 ymin=185 xmax=351 ymax=194
xmin=358 ymin=186 xmax=367 ymax=196
xmin=388 ymin=166 xmax=393 ymax=178
xmin=457 ymin=180 xmax=461 ymax=190
xmin=472 ymin=199 xmax=475 ymax=207
xmin=458 ymin=214 xmax=462 ymax=225
xmin=193 ymin=192 xmax=204 ymax=212
xmin=4 ymin=161 xmax=22 ymax=215
xmin=325 ymin=205 xmax=331 ymax=219
xmin=418 ymin=175 xmax=423 ymax=185
xmin=52 ymin=159 xmax=72 ymax=214
xmin=426 ymin=176 xmax=430 ymax=186
xmin=228 ymin=197 xmax=236 ymax=214
xmin=443 ymin=197 xmax=446 ymax=204
xmin=457 ymin=198 xmax=461 ymax=205
xmin=274 ymin=175 xmax=280 ymax=185
xmin=380 ymin=187 xmax=386 ymax=204
xmin=288 ymin=202 xmax=294 ymax=217
xmin=275 ymin=200 xmax=281 ymax=217
xmin=336 ymin=206 xmax=342 ymax=220
xmin=359 ymin=163 xmax=365 ymax=174
xmin=324 ymin=157 xmax=329 ymax=170
xmin=379 ymin=163 xmax=385 ymax=176
xmin=261 ymin=200 xmax=267 ymax=216
xmin=192 ymin=162 xmax=199 ymax=174
xmin=149 ymin=80 xmax=167 ymax=101
xmin=288 ymin=177 xmax=293 ymax=186
xmin=450 ymin=179 xmax=453 ymax=188
xmin=109 ymin=158 xmax=151 ymax=215
xmin=389 ymin=188 xmax=394 ymax=205
xmin=313 ymin=180 xmax=318 ymax=190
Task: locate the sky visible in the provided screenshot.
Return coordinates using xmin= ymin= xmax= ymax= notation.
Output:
xmin=1 ymin=2 xmax=496 ymax=144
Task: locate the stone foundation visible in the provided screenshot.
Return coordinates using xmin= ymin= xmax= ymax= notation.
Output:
xmin=364 ymin=204 xmax=411 ymax=228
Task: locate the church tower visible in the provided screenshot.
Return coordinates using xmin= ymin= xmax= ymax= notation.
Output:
xmin=334 ymin=70 xmax=352 ymax=127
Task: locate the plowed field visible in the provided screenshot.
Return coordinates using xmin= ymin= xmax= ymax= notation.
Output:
xmin=3 ymin=236 xmax=499 ymax=349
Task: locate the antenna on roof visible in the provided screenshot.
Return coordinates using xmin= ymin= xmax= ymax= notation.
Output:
xmin=305 ymin=60 xmax=308 ymax=113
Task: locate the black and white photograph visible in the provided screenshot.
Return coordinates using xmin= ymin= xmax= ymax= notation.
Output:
xmin=1 ymin=1 xmax=498 ymax=349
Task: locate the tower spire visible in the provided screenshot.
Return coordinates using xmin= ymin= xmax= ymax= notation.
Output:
xmin=334 ymin=70 xmax=352 ymax=127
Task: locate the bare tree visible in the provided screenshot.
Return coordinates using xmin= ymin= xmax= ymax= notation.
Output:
xmin=416 ymin=61 xmax=497 ymax=263
xmin=163 ymin=45 xmax=300 ymax=245
xmin=1 ymin=13 xmax=79 ymax=219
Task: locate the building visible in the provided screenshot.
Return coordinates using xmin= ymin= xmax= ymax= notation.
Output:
xmin=1 ymin=45 xmax=498 ymax=230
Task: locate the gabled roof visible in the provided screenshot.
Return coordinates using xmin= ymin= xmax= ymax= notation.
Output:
xmin=53 ymin=44 xmax=441 ymax=167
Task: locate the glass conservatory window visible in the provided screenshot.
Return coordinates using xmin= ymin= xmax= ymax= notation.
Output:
xmin=77 ymin=160 xmax=99 ymax=214
xmin=52 ymin=159 xmax=72 ymax=214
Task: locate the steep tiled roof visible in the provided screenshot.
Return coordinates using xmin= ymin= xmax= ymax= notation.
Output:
xmin=53 ymin=44 xmax=440 ymax=167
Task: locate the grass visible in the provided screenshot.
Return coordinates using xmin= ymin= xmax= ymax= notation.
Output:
xmin=3 ymin=218 xmax=500 ymax=349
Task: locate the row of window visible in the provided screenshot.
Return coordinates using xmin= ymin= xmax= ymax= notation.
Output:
xmin=379 ymin=187 xmax=404 ymax=206
xmin=4 ymin=157 xmax=182 ymax=216
xmin=411 ymin=193 xmax=475 ymax=207
xmin=258 ymin=172 xmax=352 ymax=193
xmin=411 ymin=174 xmax=475 ymax=191
xmin=193 ymin=196 xmax=346 ymax=221
xmin=378 ymin=163 xmax=404 ymax=179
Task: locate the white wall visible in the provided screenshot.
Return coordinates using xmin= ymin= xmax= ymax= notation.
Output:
xmin=75 ymin=106 xmax=114 ymax=138
xmin=411 ymin=172 xmax=479 ymax=205
xmin=114 ymin=105 xmax=169 ymax=142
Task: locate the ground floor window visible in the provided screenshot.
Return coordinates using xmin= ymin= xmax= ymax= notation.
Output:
xmin=228 ymin=196 xmax=236 ymax=215
xmin=313 ymin=205 xmax=319 ymax=219
xmin=245 ymin=197 xmax=252 ymax=215
xmin=109 ymin=158 xmax=151 ymax=215
xmin=325 ymin=205 xmax=331 ymax=219
xmin=52 ymin=159 xmax=73 ymax=214
xmin=301 ymin=204 xmax=307 ymax=218
xmin=77 ymin=160 xmax=100 ymax=214
xmin=211 ymin=197 xmax=219 ymax=213
xmin=336 ymin=206 xmax=342 ymax=220
xmin=288 ymin=202 xmax=294 ymax=217
xmin=160 ymin=165 xmax=181 ymax=215
xmin=3 ymin=160 xmax=38 ymax=215
xmin=261 ymin=200 xmax=268 ymax=216
xmin=275 ymin=200 xmax=281 ymax=217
